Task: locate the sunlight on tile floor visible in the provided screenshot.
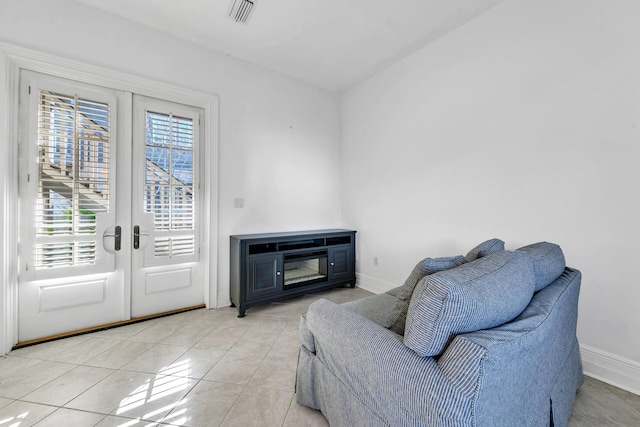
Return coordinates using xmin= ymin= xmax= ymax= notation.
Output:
xmin=1 ymin=286 xmax=639 ymax=426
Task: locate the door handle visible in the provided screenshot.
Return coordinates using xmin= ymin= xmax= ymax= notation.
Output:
xmin=103 ymin=225 xmax=122 ymax=251
xmin=133 ymin=225 xmax=149 ymax=250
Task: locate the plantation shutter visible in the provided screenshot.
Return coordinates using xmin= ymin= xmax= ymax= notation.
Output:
xmin=35 ymin=90 xmax=111 ymax=269
xmin=144 ymin=111 xmax=197 ymax=259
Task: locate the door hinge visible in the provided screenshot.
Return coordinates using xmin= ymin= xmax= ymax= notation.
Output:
xmin=28 ymin=85 xmax=31 ymax=95
xmin=27 ymin=173 xmax=30 ymax=183
xmin=25 ymin=263 xmax=29 ymax=272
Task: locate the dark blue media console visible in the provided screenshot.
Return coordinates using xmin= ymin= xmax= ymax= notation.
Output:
xmin=229 ymin=229 xmax=357 ymax=317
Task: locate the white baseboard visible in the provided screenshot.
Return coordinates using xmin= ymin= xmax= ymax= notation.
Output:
xmin=581 ymin=344 xmax=640 ymax=396
xmin=356 ymin=273 xmax=393 ymax=295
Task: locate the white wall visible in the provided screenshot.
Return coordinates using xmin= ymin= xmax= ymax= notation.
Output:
xmin=3 ymin=0 xmax=639 ymax=394
xmin=341 ymin=0 xmax=640 ymax=391
xmin=0 ymin=0 xmax=343 ymax=309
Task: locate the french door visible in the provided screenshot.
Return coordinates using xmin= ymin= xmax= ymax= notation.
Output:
xmin=130 ymin=95 xmax=203 ymax=318
xmin=18 ymin=71 xmax=204 ymax=342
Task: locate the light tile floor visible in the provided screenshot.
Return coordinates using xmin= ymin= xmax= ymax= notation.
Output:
xmin=1 ymin=286 xmax=639 ymax=426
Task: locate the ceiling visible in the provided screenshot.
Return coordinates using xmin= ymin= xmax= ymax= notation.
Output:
xmin=73 ymin=0 xmax=503 ymax=92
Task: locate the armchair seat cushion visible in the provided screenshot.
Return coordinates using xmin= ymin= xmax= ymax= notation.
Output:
xmin=341 ymin=293 xmax=399 ymax=329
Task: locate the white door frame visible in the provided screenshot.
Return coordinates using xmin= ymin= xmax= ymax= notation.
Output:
xmin=0 ymin=42 xmax=219 ymax=355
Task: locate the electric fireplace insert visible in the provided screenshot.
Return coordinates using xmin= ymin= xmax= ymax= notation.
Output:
xmin=283 ymin=250 xmax=328 ymax=289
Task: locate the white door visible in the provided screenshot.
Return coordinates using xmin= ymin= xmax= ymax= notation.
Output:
xmin=130 ymin=96 xmax=203 ymax=318
xmin=18 ymin=72 xmax=204 ymax=342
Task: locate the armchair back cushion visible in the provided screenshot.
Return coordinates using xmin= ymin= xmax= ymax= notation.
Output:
xmin=341 ymin=256 xmax=467 ymax=332
xmin=390 ymin=256 xmax=469 ymax=302
xmin=404 ymin=250 xmax=536 ymax=357
xmin=465 ymin=238 xmax=505 ymax=261
xmin=516 ymin=242 xmax=566 ymax=291
xmin=386 ymin=255 xmax=467 ymax=334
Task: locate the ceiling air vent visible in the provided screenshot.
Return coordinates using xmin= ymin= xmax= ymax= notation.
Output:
xmin=228 ymin=0 xmax=258 ymax=25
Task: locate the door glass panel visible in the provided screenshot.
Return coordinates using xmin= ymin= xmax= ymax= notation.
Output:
xmin=35 ymin=90 xmax=110 ymax=269
xmin=144 ymin=111 xmax=195 ymax=258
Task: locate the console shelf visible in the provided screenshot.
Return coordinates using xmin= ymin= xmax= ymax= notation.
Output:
xmin=230 ymin=229 xmax=356 ymax=317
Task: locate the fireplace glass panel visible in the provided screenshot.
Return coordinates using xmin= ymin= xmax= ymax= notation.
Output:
xmin=284 ymin=250 xmax=328 ymax=288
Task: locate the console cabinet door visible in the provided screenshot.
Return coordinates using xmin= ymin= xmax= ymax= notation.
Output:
xmin=247 ymin=254 xmax=283 ymax=300
xmin=328 ymin=245 xmax=354 ymax=281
